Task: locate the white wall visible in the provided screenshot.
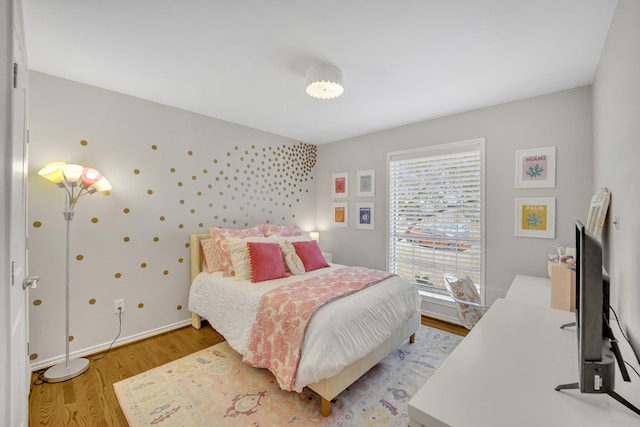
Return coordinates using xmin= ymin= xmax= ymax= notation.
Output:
xmin=592 ymin=0 xmax=640 ymax=353
xmin=316 ymin=87 xmax=593 ymax=304
xmin=27 ymin=72 xmax=317 ymax=367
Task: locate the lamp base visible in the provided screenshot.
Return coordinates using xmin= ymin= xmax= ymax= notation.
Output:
xmin=43 ymin=357 xmax=90 ymax=383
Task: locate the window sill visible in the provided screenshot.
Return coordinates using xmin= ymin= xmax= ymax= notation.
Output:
xmin=417 ymin=289 xmax=462 ymax=325
xmin=418 ymin=289 xmax=454 ymax=303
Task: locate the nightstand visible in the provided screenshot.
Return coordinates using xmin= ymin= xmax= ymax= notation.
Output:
xmin=322 ymin=252 xmax=333 ymax=263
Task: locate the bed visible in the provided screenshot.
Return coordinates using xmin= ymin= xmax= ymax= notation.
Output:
xmin=187 ymin=232 xmax=421 ymax=416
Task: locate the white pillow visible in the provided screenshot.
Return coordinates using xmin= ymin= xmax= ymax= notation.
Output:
xmin=445 ymin=275 xmax=483 ymax=330
xmin=278 ymin=234 xmax=312 ymax=242
xmin=285 ymin=253 xmax=305 ymax=275
xmin=279 ymin=239 xmax=296 ymax=256
xmin=279 ymin=240 xmax=305 ymax=275
xmin=228 ymin=235 xmax=278 ymax=280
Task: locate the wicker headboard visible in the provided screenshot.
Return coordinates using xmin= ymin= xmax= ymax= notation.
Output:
xmin=190 ymin=233 xmax=210 ymax=282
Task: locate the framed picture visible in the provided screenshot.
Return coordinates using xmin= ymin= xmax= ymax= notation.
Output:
xmin=332 ymin=172 xmax=348 ymax=198
xmin=515 ymin=197 xmax=556 ymax=239
xmin=333 ymin=202 xmax=348 ymax=227
xmin=356 ymin=202 xmax=374 ymax=229
xmin=356 ymin=169 xmax=375 ymax=197
xmin=585 ymin=188 xmax=610 ymax=241
xmin=515 ymin=146 xmax=556 ymax=188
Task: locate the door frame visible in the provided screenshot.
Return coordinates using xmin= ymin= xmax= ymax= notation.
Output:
xmin=3 ymin=0 xmax=30 ymax=425
xmin=1 ymin=0 xmax=14 ymax=424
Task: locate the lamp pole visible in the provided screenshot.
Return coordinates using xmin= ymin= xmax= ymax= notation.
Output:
xmin=43 ymin=189 xmax=89 ymax=382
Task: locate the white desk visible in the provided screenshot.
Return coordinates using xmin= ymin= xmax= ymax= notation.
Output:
xmin=504 ymin=273 xmax=551 ymax=307
xmin=408 ymin=276 xmax=640 ymax=426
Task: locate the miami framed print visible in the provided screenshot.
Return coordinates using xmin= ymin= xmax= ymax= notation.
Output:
xmin=515 ymin=146 xmax=556 ymax=188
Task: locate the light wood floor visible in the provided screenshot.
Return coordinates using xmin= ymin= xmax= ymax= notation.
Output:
xmin=28 ymin=325 xmax=225 ymax=426
xmin=422 ymin=315 xmax=469 ymax=337
xmin=28 ymin=316 xmax=466 ymax=426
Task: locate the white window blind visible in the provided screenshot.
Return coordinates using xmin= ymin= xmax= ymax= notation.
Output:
xmin=388 ymin=140 xmax=483 ymax=295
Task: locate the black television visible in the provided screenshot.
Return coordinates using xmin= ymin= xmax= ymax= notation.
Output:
xmin=555 ymin=221 xmax=638 ymax=415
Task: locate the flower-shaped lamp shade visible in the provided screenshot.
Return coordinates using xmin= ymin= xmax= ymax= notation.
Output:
xmin=91 ymin=176 xmax=112 ymax=192
xmin=39 ymin=162 xmax=111 ymax=192
xmin=61 ymin=164 xmax=84 ymax=184
xmin=81 ymin=168 xmax=103 ymax=187
xmin=38 ymin=162 xmax=66 ymax=184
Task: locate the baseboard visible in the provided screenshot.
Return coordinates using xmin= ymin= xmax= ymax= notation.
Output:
xmin=420 ymin=309 xmax=461 ymax=326
xmin=418 ymin=292 xmax=462 ymax=326
xmin=30 ymin=318 xmax=193 ymax=371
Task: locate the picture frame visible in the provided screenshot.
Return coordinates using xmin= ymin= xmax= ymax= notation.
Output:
xmin=356 ymin=169 xmax=375 ymax=197
xmin=515 ymin=146 xmax=556 ymax=188
xmin=356 ymin=202 xmax=374 ymax=229
xmin=333 ymin=202 xmax=348 ymax=227
xmin=331 ymin=172 xmax=348 ymax=198
xmin=515 ymin=197 xmax=556 ymax=239
xmin=585 ymin=188 xmax=610 ymax=241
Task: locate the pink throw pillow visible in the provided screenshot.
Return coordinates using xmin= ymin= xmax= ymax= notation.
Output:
xmin=248 ymin=242 xmax=288 ymax=283
xmin=292 ymin=241 xmax=329 ymax=272
xmin=260 ymin=224 xmax=302 ymax=237
xmin=210 ymin=226 xmax=264 ymax=276
xmin=200 ymin=238 xmax=218 ymax=273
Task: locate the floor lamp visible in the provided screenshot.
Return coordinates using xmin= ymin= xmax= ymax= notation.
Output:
xmin=38 ymin=162 xmax=112 ymax=383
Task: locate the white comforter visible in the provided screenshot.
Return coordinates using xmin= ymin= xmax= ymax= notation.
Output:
xmin=188 ymin=264 xmax=421 ymax=392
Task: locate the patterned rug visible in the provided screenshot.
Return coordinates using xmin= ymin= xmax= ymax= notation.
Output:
xmin=114 ymin=326 xmax=462 ymax=426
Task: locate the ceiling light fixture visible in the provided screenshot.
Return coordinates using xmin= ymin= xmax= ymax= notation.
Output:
xmin=306 ymin=64 xmax=344 ymax=99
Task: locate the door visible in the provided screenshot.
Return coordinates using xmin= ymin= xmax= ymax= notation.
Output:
xmin=9 ymin=0 xmax=29 ymax=424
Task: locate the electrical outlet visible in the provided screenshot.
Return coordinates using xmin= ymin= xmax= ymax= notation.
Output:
xmin=114 ymin=299 xmax=125 ymax=314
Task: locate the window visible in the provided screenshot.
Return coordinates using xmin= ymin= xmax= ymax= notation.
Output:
xmin=387 ymin=139 xmax=484 ymax=301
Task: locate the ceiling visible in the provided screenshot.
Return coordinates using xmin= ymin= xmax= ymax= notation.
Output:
xmin=21 ymin=0 xmax=617 ymax=145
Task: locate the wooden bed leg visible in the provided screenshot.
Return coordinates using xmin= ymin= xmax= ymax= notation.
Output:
xmin=321 ymin=397 xmax=331 ymax=417
xmin=191 ymin=313 xmax=202 ymax=329
xmin=409 ymin=333 xmax=415 ymax=344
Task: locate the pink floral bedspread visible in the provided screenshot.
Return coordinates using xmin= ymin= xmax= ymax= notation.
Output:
xmin=242 ymin=266 xmax=393 ymax=391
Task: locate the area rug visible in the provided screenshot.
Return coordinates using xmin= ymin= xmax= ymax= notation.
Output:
xmin=114 ymin=326 xmax=462 ymax=426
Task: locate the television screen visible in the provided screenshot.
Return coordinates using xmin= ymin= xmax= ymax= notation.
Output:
xmin=575 ymin=220 xmax=615 ymax=393
xmin=556 ymin=221 xmax=637 ymax=416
